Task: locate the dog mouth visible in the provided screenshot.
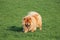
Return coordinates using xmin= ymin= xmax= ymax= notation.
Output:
xmin=25 ymin=24 xmax=30 ymax=27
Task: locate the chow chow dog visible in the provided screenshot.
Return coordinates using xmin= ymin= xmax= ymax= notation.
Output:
xmin=22 ymin=11 xmax=42 ymax=33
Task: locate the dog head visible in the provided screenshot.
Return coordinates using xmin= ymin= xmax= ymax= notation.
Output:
xmin=22 ymin=16 xmax=32 ymax=28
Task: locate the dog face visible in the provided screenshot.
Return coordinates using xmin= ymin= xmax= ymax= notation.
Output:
xmin=23 ymin=16 xmax=32 ymax=28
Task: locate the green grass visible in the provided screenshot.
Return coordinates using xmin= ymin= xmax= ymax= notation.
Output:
xmin=0 ymin=0 xmax=60 ymax=40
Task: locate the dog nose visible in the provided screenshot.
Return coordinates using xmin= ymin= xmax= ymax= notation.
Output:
xmin=25 ymin=24 xmax=30 ymax=27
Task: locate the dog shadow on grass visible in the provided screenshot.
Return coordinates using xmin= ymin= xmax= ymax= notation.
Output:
xmin=8 ymin=26 xmax=23 ymax=32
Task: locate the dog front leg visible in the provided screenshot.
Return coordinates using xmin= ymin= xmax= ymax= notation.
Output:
xmin=23 ymin=27 xmax=28 ymax=33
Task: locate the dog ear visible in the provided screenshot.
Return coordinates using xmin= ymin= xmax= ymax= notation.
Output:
xmin=29 ymin=17 xmax=31 ymax=20
xmin=23 ymin=17 xmax=26 ymax=20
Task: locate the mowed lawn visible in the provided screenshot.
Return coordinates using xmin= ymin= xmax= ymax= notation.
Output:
xmin=0 ymin=0 xmax=60 ymax=40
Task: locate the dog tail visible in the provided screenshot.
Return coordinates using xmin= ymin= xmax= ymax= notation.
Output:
xmin=28 ymin=11 xmax=39 ymax=15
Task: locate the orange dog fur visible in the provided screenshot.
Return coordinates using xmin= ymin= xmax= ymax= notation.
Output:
xmin=22 ymin=11 xmax=42 ymax=33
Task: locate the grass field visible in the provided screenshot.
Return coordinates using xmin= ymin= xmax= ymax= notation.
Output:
xmin=0 ymin=0 xmax=60 ymax=40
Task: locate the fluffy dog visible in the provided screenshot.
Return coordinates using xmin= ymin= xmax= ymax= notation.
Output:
xmin=22 ymin=11 xmax=42 ymax=33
